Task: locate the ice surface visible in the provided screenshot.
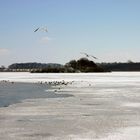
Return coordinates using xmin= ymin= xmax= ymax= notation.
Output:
xmin=0 ymin=72 xmax=140 ymax=140
xmin=0 ymin=72 xmax=140 ymax=83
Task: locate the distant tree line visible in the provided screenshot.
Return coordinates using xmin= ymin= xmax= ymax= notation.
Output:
xmin=1 ymin=59 xmax=140 ymax=73
xmin=31 ymin=67 xmax=65 ymax=73
xmin=0 ymin=65 xmax=6 ymax=72
xmin=8 ymin=63 xmax=63 ymax=70
xmin=98 ymin=62 xmax=140 ymax=71
xmin=7 ymin=58 xmax=104 ymax=73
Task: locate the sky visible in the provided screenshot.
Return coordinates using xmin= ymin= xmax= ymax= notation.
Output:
xmin=0 ymin=0 xmax=140 ymax=66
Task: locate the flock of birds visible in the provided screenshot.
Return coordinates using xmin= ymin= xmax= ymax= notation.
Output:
xmin=34 ymin=26 xmax=98 ymax=60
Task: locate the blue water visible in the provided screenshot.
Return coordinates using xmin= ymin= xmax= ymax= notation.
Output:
xmin=0 ymin=82 xmax=73 ymax=107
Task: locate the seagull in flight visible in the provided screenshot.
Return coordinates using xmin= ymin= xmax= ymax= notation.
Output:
xmin=80 ymin=52 xmax=98 ymax=59
xmin=34 ymin=27 xmax=48 ymax=32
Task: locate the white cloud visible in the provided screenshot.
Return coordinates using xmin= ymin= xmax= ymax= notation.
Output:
xmin=40 ymin=36 xmax=52 ymax=44
xmin=0 ymin=48 xmax=10 ymax=55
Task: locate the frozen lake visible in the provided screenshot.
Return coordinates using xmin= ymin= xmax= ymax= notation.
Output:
xmin=0 ymin=72 xmax=140 ymax=84
xmin=0 ymin=72 xmax=140 ymax=140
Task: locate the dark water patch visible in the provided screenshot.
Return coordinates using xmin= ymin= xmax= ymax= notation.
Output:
xmin=0 ymin=82 xmax=74 ymax=107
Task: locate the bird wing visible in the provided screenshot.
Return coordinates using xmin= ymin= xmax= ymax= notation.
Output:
xmin=40 ymin=27 xmax=48 ymax=32
xmin=34 ymin=28 xmax=40 ymax=32
xmin=91 ymin=55 xmax=98 ymax=59
xmin=81 ymin=52 xmax=90 ymax=57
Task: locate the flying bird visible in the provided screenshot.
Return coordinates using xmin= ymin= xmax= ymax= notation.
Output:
xmin=34 ymin=27 xmax=48 ymax=32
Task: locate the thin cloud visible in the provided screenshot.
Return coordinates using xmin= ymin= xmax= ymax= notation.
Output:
xmin=40 ymin=36 xmax=52 ymax=44
xmin=0 ymin=48 xmax=10 ymax=55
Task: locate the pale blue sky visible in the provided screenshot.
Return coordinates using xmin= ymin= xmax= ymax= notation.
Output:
xmin=0 ymin=0 xmax=140 ymax=66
